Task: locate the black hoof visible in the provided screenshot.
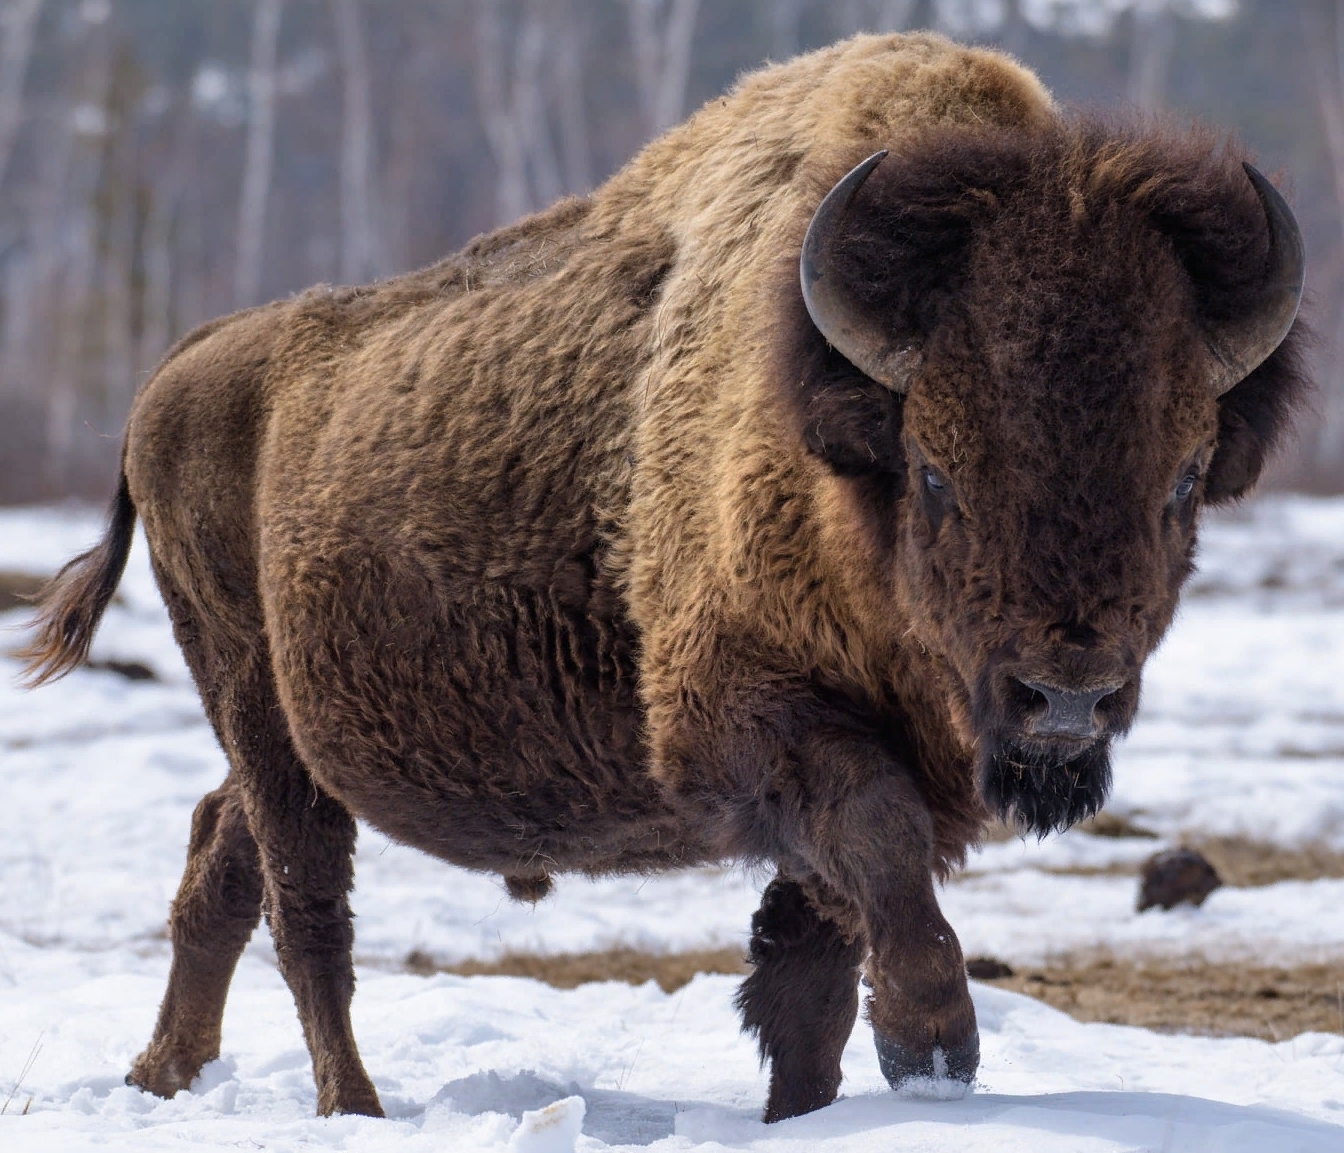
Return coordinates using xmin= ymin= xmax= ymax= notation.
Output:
xmin=874 ymin=1029 xmax=979 ymax=1089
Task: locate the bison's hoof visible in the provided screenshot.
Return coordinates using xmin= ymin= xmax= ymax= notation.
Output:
xmin=126 ymin=1044 xmax=207 ymax=1099
xmin=874 ymin=1029 xmax=979 ymax=1091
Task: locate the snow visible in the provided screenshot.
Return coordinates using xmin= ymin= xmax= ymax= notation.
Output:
xmin=1 ymin=496 xmax=1343 ymax=1150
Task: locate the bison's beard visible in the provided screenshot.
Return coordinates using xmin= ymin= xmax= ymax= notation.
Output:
xmin=978 ymin=737 xmax=1112 ymax=839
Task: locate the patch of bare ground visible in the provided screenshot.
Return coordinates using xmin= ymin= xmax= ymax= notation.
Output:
xmin=1046 ymin=836 xmax=1344 ymax=884
xmin=1077 ymin=812 xmax=1160 ymax=839
xmin=968 ymin=954 xmax=1344 ymax=1041
xmin=402 ymin=945 xmax=749 ymax=993
xmin=395 ymin=945 xmax=1344 ymax=1041
xmin=1192 ymin=836 xmax=1344 ymax=887
xmin=978 ymin=811 xmax=1158 ymax=848
xmin=0 ymin=570 xmax=44 ymax=613
xmin=975 ymin=822 xmax=1344 ymax=886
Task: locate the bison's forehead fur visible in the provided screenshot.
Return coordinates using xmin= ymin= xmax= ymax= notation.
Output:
xmin=780 ymin=118 xmax=1307 ymax=589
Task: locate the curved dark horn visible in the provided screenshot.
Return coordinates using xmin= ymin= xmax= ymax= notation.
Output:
xmin=1205 ymin=163 xmax=1304 ymax=398
xmin=800 ymin=150 xmax=920 ymax=392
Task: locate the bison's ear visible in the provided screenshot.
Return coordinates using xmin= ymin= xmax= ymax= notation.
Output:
xmin=813 ymin=149 xmax=1014 ymax=348
xmin=1144 ymin=161 xmax=1311 ymax=503
xmin=1205 ymin=327 xmax=1311 ymax=503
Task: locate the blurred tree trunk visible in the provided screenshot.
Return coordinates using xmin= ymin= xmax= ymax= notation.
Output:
xmin=768 ymin=0 xmax=807 ymax=59
xmin=139 ymin=156 xmax=179 ymax=380
xmin=94 ymin=48 xmax=143 ymax=434
xmin=623 ymin=0 xmax=701 ymax=138
xmin=0 ymin=0 xmax=43 ymax=427
xmin=44 ymin=15 xmax=114 ymax=492
xmin=474 ymin=0 xmax=558 ymax=224
xmin=0 ymin=0 xmax=42 ymax=192
xmin=1127 ymin=5 xmax=1175 ymax=110
xmin=333 ymin=0 xmax=380 ymax=282
xmin=553 ymin=1 xmax=592 ymax=194
xmin=998 ymin=0 xmax=1029 ymax=58
xmin=234 ymin=0 xmax=282 ymax=307
xmin=1308 ymin=2 xmax=1344 ymax=254
xmin=836 ymin=0 xmax=919 ymax=35
xmin=1306 ymin=0 xmax=1344 ymax=466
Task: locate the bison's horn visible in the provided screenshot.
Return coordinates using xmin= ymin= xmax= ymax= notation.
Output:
xmin=1205 ymin=163 xmax=1304 ymax=398
xmin=800 ymin=151 xmax=920 ymax=393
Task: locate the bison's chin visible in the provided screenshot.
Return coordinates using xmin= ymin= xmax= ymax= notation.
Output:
xmin=978 ymin=737 xmax=1112 ymax=839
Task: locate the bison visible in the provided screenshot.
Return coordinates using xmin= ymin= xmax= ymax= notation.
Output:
xmin=21 ymin=32 xmax=1306 ymax=1122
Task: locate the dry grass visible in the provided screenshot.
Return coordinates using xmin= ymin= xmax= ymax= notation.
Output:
xmin=389 ymin=829 xmax=1344 ymax=1035
xmin=972 ymin=955 xmax=1344 ymax=1041
xmin=403 ymin=945 xmax=749 ymax=993
xmin=0 ymin=570 xmax=43 ymax=614
xmin=397 ymin=945 xmax=1344 ymax=1041
xmin=1077 ymin=812 xmax=1160 ymax=839
xmin=1192 ymin=836 xmax=1344 ymax=887
xmin=1026 ymin=836 xmax=1344 ymax=884
xmin=976 ymin=820 xmax=1344 ymax=886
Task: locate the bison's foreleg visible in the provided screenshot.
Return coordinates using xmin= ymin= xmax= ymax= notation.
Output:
xmin=736 ymin=874 xmax=865 ymax=1121
xmin=783 ymin=733 xmax=979 ymax=1095
xmin=662 ymin=692 xmax=977 ymax=1114
xmin=129 ymin=777 xmax=261 ymax=1098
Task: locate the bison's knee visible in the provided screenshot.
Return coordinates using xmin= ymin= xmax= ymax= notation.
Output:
xmin=170 ymin=787 xmax=262 ymax=948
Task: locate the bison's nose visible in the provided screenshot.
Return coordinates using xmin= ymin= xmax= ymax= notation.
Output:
xmin=1016 ymin=679 xmax=1124 ymax=740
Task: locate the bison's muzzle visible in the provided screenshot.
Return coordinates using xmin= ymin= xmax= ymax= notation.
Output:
xmin=974 ymin=665 xmax=1140 ymax=836
xmin=1015 ymin=678 xmax=1125 ymax=741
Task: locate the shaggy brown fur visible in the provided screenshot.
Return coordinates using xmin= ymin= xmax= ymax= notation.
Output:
xmin=19 ymin=33 xmax=1308 ymax=1122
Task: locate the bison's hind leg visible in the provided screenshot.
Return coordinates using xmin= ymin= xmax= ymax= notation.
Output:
xmin=130 ymin=571 xmax=382 ymax=1117
xmin=215 ymin=652 xmax=383 ymax=1118
xmin=736 ymin=874 xmax=865 ymax=1122
xmin=128 ymin=777 xmax=261 ymax=1097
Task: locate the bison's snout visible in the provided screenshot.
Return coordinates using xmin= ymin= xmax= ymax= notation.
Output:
xmin=975 ymin=664 xmax=1139 ymax=837
xmin=1012 ymin=678 xmax=1125 ymax=741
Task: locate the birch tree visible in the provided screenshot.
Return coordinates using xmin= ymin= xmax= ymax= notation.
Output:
xmin=473 ymin=0 xmax=561 ymax=223
xmin=333 ymin=0 xmax=380 ymax=282
xmin=1305 ymin=0 xmax=1344 ymax=464
xmin=835 ymin=1 xmax=921 ymax=36
xmin=0 ymin=0 xmax=42 ymax=193
xmin=623 ymin=0 xmax=701 ymax=138
xmin=1127 ymin=2 xmax=1176 ymax=109
xmin=234 ymin=0 xmax=282 ymax=307
xmin=552 ymin=1 xmax=592 ymax=194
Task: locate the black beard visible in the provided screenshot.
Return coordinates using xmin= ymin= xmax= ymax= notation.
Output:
xmin=978 ymin=737 xmax=1113 ymax=838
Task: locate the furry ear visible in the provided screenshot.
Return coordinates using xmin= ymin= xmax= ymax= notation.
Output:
xmin=1205 ymin=322 xmax=1311 ymax=503
xmin=1135 ymin=148 xmax=1313 ymax=502
xmin=773 ymin=139 xmax=1024 ymax=479
xmin=819 ymin=139 xmax=1024 ymax=340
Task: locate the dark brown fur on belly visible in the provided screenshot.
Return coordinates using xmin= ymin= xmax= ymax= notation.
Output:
xmin=271 ymin=555 xmax=705 ymax=877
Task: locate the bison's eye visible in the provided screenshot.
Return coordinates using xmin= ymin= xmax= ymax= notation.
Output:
xmin=1173 ymin=473 xmax=1197 ymax=502
xmin=924 ymin=468 xmax=948 ymax=495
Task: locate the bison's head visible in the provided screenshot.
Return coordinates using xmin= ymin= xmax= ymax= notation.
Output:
xmin=787 ymin=123 xmax=1306 ymax=837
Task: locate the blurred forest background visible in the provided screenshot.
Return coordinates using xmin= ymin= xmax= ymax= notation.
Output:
xmin=0 ymin=0 xmax=1339 ymax=502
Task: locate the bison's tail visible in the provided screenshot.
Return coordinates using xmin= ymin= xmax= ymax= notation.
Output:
xmin=17 ymin=467 xmax=137 ymax=686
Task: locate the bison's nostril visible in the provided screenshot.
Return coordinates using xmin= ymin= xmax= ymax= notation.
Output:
xmin=1006 ymin=677 xmax=1049 ymax=718
xmin=1016 ymin=679 xmax=1122 ymax=740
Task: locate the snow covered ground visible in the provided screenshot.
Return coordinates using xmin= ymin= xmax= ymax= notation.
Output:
xmin=2 ymin=497 xmax=1343 ymax=1150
